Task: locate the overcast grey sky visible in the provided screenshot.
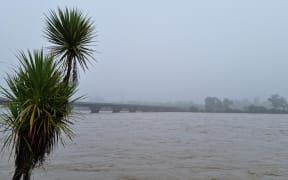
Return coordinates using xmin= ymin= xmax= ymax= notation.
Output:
xmin=1 ymin=0 xmax=288 ymax=103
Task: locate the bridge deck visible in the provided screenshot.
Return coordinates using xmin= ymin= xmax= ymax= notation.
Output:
xmin=74 ymin=102 xmax=183 ymax=113
xmin=0 ymin=99 xmax=184 ymax=113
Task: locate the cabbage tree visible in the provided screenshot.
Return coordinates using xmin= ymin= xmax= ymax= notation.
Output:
xmin=44 ymin=7 xmax=96 ymax=83
xmin=1 ymin=50 xmax=76 ymax=180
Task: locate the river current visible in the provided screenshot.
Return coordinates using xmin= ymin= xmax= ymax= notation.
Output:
xmin=1 ymin=112 xmax=288 ymax=180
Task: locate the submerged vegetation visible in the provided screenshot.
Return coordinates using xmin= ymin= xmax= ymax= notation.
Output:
xmin=0 ymin=7 xmax=96 ymax=180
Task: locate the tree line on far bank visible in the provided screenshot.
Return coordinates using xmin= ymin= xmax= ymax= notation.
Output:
xmin=189 ymin=94 xmax=288 ymax=114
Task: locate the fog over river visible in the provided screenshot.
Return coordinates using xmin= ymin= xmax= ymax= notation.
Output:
xmin=1 ymin=112 xmax=288 ymax=180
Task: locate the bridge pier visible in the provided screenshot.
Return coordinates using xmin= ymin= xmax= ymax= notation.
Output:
xmin=72 ymin=101 xmax=182 ymax=113
xmin=90 ymin=106 xmax=101 ymax=113
xmin=128 ymin=107 xmax=137 ymax=113
xmin=112 ymin=106 xmax=121 ymax=113
xmin=140 ymin=107 xmax=150 ymax=112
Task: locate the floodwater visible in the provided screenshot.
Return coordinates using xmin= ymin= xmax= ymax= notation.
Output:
xmin=1 ymin=112 xmax=288 ymax=180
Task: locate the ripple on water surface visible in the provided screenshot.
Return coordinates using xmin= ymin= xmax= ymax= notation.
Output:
xmin=1 ymin=112 xmax=288 ymax=180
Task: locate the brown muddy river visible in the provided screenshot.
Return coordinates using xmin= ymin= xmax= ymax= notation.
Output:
xmin=1 ymin=112 xmax=288 ymax=180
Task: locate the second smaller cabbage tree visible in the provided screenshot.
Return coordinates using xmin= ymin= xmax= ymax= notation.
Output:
xmin=44 ymin=7 xmax=96 ymax=83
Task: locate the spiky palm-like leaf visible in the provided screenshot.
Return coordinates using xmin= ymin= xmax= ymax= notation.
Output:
xmin=44 ymin=7 xmax=96 ymax=83
xmin=0 ymin=50 xmax=76 ymax=180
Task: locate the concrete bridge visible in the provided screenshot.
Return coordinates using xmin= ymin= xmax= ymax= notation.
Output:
xmin=0 ymin=99 xmax=183 ymax=113
xmin=74 ymin=102 xmax=183 ymax=113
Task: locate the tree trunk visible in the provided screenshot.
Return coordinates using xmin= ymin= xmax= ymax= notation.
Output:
xmin=12 ymin=169 xmax=22 ymax=180
xmin=12 ymin=137 xmax=32 ymax=180
xmin=64 ymin=54 xmax=73 ymax=84
xmin=12 ymin=168 xmax=31 ymax=180
xmin=72 ymin=60 xmax=78 ymax=83
xmin=23 ymin=170 xmax=31 ymax=180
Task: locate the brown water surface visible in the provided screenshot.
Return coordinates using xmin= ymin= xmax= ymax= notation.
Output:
xmin=1 ymin=112 xmax=288 ymax=180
